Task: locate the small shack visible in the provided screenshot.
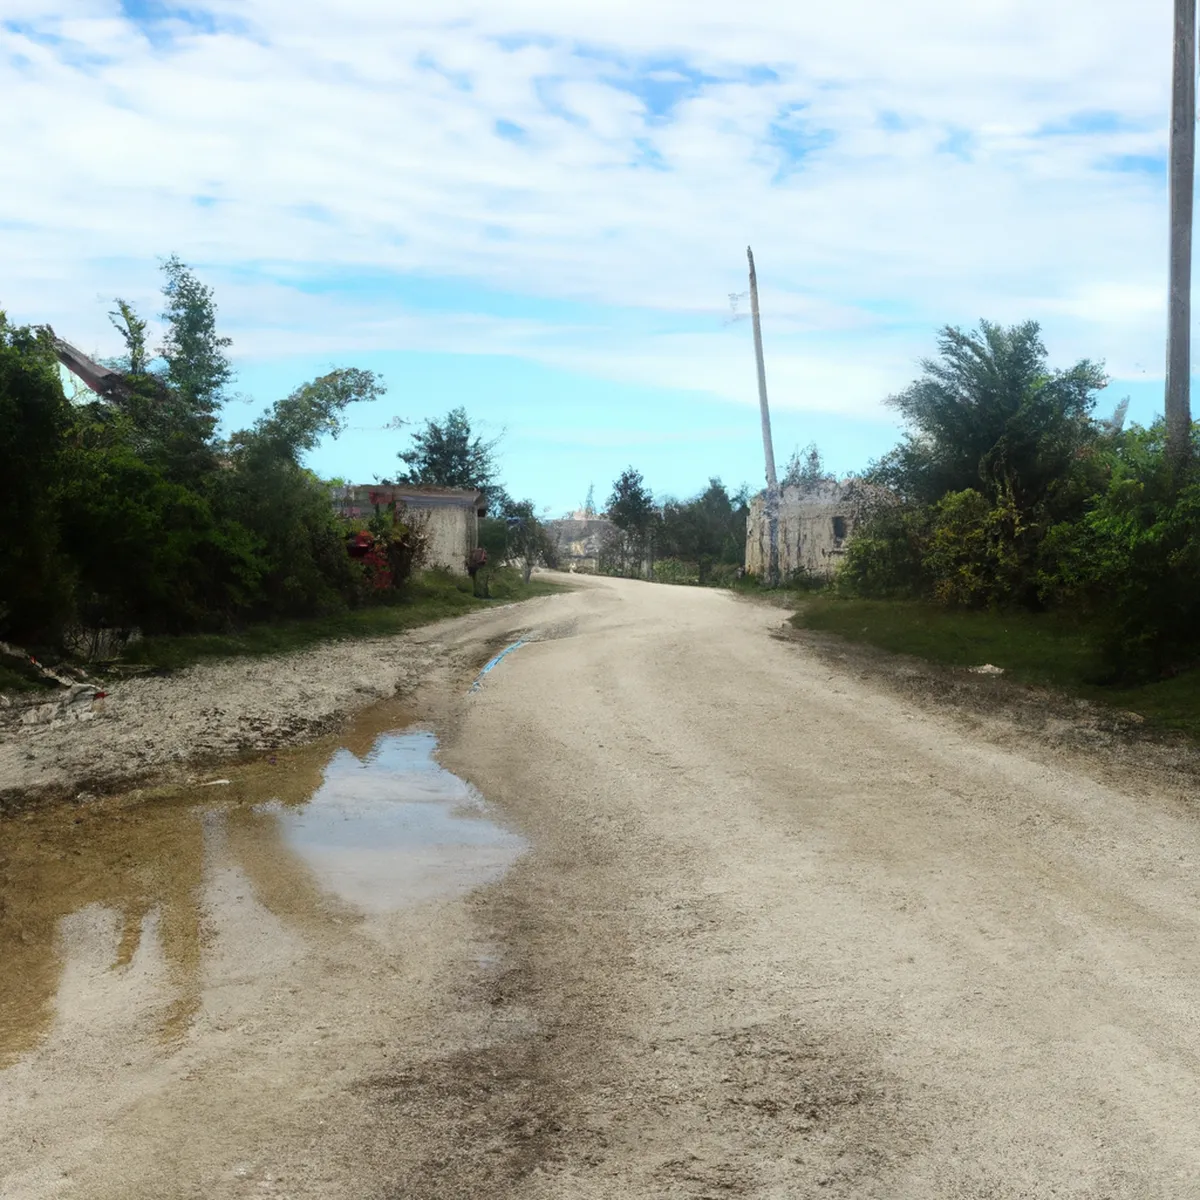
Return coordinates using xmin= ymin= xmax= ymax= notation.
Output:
xmin=745 ymin=481 xmax=857 ymax=580
xmin=331 ymin=485 xmax=486 ymax=574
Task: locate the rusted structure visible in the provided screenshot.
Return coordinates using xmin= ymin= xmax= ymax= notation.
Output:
xmin=52 ymin=338 xmax=137 ymax=401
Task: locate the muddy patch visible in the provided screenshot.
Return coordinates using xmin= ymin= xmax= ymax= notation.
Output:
xmin=0 ymin=703 xmax=526 ymax=1069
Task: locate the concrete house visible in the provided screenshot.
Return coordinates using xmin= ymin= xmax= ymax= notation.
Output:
xmin=745 ymin=481 xmax=857 ymax=580
xmin=331 ymin=485 xmax=486 ymax=574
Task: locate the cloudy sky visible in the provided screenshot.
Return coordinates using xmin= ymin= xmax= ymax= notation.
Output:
xmin=0 ymin=0 xmax=1181 ymax=514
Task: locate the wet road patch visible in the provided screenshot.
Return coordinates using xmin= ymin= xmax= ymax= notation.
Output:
xmin=0 ymin=711 xmax=525 ymax=1067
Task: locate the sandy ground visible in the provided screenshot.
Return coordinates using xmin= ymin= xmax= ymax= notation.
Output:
xmin=4 ymin=573 xmax=1200 ymax=1198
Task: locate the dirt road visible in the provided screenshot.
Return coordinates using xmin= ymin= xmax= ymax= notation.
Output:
xmin=4 ymin=573 xmax=1200 ymax=1198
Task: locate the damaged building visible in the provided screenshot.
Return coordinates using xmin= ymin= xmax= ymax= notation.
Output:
xmin=744 ymin=480 xmax=858 ymax=581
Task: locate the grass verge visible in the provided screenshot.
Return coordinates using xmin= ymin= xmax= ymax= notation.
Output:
xmin=792 ymin=595 xmax=1200 ymax=740
xmin=111 ymin=568 xmax=565 ymax=674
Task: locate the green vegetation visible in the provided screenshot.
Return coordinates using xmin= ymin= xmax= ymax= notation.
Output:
xmin=1 ymin=261 xmax=400 ymax=655
xmin=796 ymin=597 xmax=1100 ymax=686
xmin=112 ymin=568 xmax=563 ymax=673
xmin=0 ymin=261 xmax=557 ymax=674
xmin=598 ymin=472 xmax=751 ymax=584
xmin=781 ymin=442 xmax=836 ymax=490
xmin=0 ymin=655 xmax=57 ymax=694
xmin=836 ymin=319 xmax=1200 ymax=685
xmin=792 ymin=596 xmax=1200 ymax=739
xmin=386 ymin=405 xmax=501 ymax=496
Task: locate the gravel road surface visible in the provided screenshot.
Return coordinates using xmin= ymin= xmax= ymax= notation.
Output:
xmin=3 ymin=573 xmax=1199 ymax=1199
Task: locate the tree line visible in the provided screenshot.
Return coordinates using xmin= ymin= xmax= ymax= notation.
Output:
xmin=591 ymin=469 xmax=751 ymax=586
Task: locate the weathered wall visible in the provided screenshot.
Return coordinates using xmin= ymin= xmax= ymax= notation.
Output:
xmin=418 ymin=506 xmax=477 ymax=573
xmin=745 ymin=482 xmax=854 ymax=579
xmin=331 ymin=486 xmax=481 ymax=574
xmin=546 ymin=518 xmax=617 ymax=573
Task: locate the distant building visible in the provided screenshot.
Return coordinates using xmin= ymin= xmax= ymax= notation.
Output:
xmin=331 ymin=485 xmax=486 ymax=574
xmin=744 ymin=481 xmax=858 ymax=580
xmin=545 ymin=515 xmax=617 ymax=573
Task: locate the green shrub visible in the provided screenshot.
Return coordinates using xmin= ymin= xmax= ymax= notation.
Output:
xmin=923 ymin=488 xmax=1030 ymax=609
xmin=707 ymin=562 xmax=743 ymax=588
xmin=1038 ymin=423 xmax=1200 ymax=678
xmin=837 ymin=504 xmax=932 ymax=599
xmin=478 ymin=516 xmax=509 ymax=565
xmin=782 ymin=564 xmax=830 ymax=592
xmin=651 ymin=557 xmax=697 ymax=586
xmin=0 ymin=317 xmax=77 ymax=642
xmin=59 ymin=446 xmax=264 ymax=633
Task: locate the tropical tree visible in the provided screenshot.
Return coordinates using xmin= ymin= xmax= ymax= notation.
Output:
xmin=157 ymin=253 xmax=234 ymax=418
xmin=103 ymin=255 xmax=236 ymax=482
xmin=657 ymin=478 xmax=749 ymax=581
xmin=227 ymin=368 xmax=385 ymax=467
xmin=871 ymin=319 xmax=1108 ymax=517
xmin=219 ymin=368 xmax=388 ymax=616
xmin=395 ymin=407 xmax=501 ymax=500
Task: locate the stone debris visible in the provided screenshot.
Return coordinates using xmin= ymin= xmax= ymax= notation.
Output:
xmin=970 ymin=664 xmax=1005 ymax=675
xmin=20 ymin=703 xmax=62 ymax=726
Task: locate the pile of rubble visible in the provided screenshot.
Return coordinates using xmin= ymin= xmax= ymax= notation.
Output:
xmin=0 ymin=641 xmax=108 ymax=728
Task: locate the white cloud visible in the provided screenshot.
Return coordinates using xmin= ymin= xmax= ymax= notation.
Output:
xmin=0 ymin=0 xmax=1182 ymax=420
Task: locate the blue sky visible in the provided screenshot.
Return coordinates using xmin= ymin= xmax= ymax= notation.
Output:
xmin=0 ymin=0 xmax=1183 ymax=514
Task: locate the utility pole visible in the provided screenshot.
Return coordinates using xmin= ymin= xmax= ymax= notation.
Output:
xmin=747 ymin=245 xmax=780 ymax=587
xmin=1166 ymin=0 xmax=1195 ymax=468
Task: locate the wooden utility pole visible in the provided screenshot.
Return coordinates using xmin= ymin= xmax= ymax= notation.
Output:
xmin=747 ymin=246 xmax=780 ymax=587
xmin=1166 ymin=0 xmax=1196 ymax=467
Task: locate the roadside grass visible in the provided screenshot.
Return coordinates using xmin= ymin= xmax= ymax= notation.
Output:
xmin=792 ymin=595 xmax=1200 ymax=740
xmin=729 ymin=573 xmax=829 ymax=608
xmin=114 ymin=568 xmax=564 ymax=674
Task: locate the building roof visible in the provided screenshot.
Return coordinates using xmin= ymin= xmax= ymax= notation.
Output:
xmin=331 ymin=484 xmax=486 ymax=515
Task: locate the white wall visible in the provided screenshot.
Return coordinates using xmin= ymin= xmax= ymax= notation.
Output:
xmin=416 ymin=505 xmax=476 ymax=574
xmin=745 ymin=484 xmax=854 ymax=579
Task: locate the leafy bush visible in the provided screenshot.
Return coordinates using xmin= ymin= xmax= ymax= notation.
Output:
xmin=0 ymin=317 xmax=78 ymax=642
xmin=478 ymin=517 xmax=509 ymax=565
xmin=651 ymin=558 xmax=697 ymax=586
xmin=837 ymin=503 xmax=932 ymax=600
xmin=58 ymin=444 xmax=264 ymax=634
xmin=1038 ymin=422 xmax=1200 ymax=678
xmin=706 ymin=562 xmax=743 ymax=588
xmin=923 ymin=488 xmax=1029 ymax=609
xmin=782 ymin=564 xmax=831 ymax=593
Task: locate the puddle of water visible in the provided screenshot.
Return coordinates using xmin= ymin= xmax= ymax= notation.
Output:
xmin=0 ymin=703 xmax=525 ymax=1067
xmin=271 ymin=729 xmax=526 ymax=914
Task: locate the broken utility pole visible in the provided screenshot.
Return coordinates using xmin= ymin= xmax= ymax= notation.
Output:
xmin=747 ymin=245 xmax=780 ymax=587
xmin=1165 ymin=0 xmax=1195 ymax=468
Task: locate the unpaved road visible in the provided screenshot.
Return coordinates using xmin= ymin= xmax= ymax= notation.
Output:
xmin=4 ymin=573 xmax=1200 ymax=1198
